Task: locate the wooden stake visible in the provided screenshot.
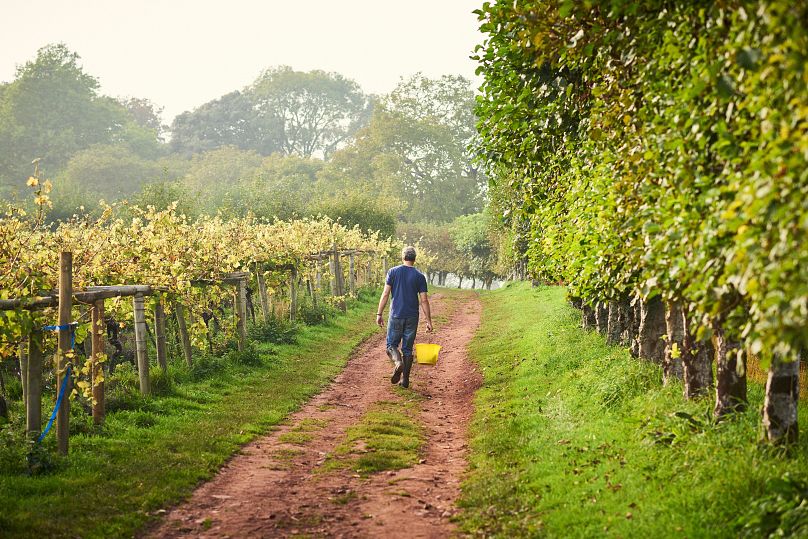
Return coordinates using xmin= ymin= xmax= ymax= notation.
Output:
xmin=234 ymin=277 xmax=248 ymax=351
xmin=133 ymin=293 xmax=151 ymax=395
xmin=349 ymin=254 xmax=356 ymax=297
xmin=56 ymin=251 xmax=72 ymax=455
xmin=19 ymin=343 xmax=28 ymax=418
xmin=26 ymin=331 xmax=43 ymax=439
xmin=91 ymin=300 xmax=105 ymax=425
xmin=174 ymin=302 xmax=193 ymax=366
xmin=256 ymin=267 xmax=270 ymax=322
xmin=154 ymin=297 xmax=168 ymax=370
xmin=289 ymin=267 xmax=298 ymax=322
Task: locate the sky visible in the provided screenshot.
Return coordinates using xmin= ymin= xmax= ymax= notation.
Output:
xmin=0 ymin=0 xmax=484 ymax=123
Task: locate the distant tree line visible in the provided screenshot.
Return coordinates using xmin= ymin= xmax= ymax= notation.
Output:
xmin=0 ymin=44 xmax=488 ymax=239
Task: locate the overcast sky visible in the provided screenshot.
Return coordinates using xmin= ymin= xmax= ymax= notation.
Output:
xmin=1 ymin=0 xmax=483 ymax=123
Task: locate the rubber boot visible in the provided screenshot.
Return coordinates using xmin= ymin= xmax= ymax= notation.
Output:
xmin=401 ymin=354 xmax=413 ymax=388
xmin=387 ymin=346 xmax=403 ymax=384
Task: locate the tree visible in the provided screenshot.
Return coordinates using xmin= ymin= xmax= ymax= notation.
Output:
xmin=0 ymin=44 xmax=165 ymax=193
xmin=314 ymin=193 xmax=396 ymax=239
xmin=169 ymin=91 xmax=279 ymax=156
xmin=249 ymin=66 xmax=370 ymax=159
xmin=57 ymin=144 xmax=163 ymax=201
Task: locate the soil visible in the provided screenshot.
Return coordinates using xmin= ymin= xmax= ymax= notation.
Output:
xmin=147 ymin=292 xmax=483 ymax=538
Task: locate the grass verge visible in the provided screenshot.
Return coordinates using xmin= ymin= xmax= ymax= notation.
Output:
xmin=0 ymin=289 xmax=381 ymax=538
xmin=459 ymin=282 xmax=808 ymax=538
xmin=321 ymin=389 xmax=424 ymax=476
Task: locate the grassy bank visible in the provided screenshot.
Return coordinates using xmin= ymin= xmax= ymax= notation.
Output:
xmin=459 ymin=283 xmax=808 ymax=538
xmin=0 ymin=290 xmax=381 ymax=538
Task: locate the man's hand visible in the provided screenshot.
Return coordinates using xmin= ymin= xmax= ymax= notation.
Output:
xmin=376 ymin=314 xmax=384 ymax=328
xmin=426 ymin=320 xmax=433 ymax=332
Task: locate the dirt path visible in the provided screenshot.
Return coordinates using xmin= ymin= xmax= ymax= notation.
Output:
xmin=148 ymin=292 xmax=482 ymax=538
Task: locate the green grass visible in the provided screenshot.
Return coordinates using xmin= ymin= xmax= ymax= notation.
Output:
xmin=321 ymin=390 xmax=424 ymax=476
xmin=459 ymin=282 xmax=808 ymax=538
xmin=0 ymin=288 xmax=383 ymax=538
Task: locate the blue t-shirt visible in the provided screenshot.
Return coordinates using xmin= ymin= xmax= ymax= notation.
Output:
xmin=386 ymin=265 xmax=428 ymax=319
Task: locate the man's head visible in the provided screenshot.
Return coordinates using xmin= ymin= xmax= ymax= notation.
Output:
xmin=402 ymin=246 xmax=417 ymax=263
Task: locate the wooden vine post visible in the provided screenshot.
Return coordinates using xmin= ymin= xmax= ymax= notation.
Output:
xmin=154 ymin=296 xmax=168 ymax=370
xmin=233 ymin=276 xmax=248 ymax=351
xmin=91 ymin=299 xmax=105 ymax=425
xmin=56 ymin=251 xmax=72 ymax=455
xmin=289 ymin=267 xmax=298 ymax=322
xmin=26 ymin=331 xmax=43 ymax=439
xmin=19 ymin=345 xmax=27 ymax=419
xmin=366 ymin=260 xmax=372 ymax=287
xmin=173 ymin=302 xmax=193 ymax=366
xmin=133 ymin=293 xmax=151 ymax=395
xmin=348 ymin=253 xmax=356 ymax=297
xmin=256 ymin=266 xmax=271 ymax=322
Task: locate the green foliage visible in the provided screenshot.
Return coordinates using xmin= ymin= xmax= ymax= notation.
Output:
xmin=297 ymin=300 xmax=338 ymax=326
xmin=314 ymin=193 xmax=396 ymax=238
xmin=248 ymin=316 xmax=299 ymax=344
xmin=460 ymin=283 xmax=808 ymax=538
xmin=170 ymin=91 xmax=274 ymax=156
xmin=473 ymin=1 xmax=808 ymax=364
xmin=250 ymin=66 xmax=371 ymax=159
xmin=57 ymin=144 xmax=164 ymax=201
xmin=0 ymin=44 xmax=163 ymax=192
xmin=738 ymin=473 xmax=808 ymax=538
xmin=318 ymin=74 xmax=485 ymax=223
xmin=0 ymin=287 xmax=380 ymax=538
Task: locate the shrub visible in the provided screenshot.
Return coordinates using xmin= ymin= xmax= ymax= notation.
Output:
xmin=298 ymin=301 xmax=338 ymax=326
xmin=248 ymin=316 xmax=299 ymax=344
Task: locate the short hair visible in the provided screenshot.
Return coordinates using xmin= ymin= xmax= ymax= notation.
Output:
xmin=402 ymin=246 xmax=417 ymax=262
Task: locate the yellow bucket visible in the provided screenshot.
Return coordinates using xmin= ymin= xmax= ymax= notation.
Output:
xmin=415 ymin=343 xmax=441 ymax=365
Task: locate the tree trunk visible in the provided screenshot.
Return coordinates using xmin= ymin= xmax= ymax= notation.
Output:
xmin=713 ymin=324 xmax=746 ymax=418
xmin=639 ymin=297 xmax=666 ymax=363
xmin=619 ymin=299 xmax=633 ymax=348
xmin=762 ymin=353 xmax=799 ymax=444
xmin=606 ymin=300 xmax=623 ymax=345
xmin=582 ymin=304 xmax=596 ymax=330
xmin=595 ymin=301 xmax=609 ymax=335
xmin=663 ymin=301 xmax=685 ymax=385
xmin=630 ymin=300 xmax=642 ymax=357
xmin=457 ymin=276 xmax=463 ymax=289
xmin=681 ymin=311 xmax=714 ymax=399
xmin=471 ymin=277 xmax=476 ymax=289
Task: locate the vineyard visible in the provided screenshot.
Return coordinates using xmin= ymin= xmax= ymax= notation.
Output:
xmin=0 ymin=175 xmax=409 ymax=457
xmin=474 ymin=0 xmax=806 ymax=445
xmin=0 ymin=0 xmax=806 ymax=536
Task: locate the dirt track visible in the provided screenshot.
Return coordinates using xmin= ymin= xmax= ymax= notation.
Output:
xmin=148 ymin=291 xmax=482 ymax=538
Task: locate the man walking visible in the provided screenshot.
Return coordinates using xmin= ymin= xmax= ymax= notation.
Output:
xmin=376 ymin=246 xmax=433 ymax=388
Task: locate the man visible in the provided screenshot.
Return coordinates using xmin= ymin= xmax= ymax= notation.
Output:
xmin=376 ymin=246 xmax=433 ymax=388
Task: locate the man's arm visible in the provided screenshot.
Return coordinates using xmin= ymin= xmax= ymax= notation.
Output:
xmin=376 ymin=284 xmax=392 ymax=327
xmin=419 ymin=292 xmax=433 ymax=332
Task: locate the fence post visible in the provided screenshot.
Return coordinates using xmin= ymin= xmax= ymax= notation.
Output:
xmin=154 ymin=296 xmax=168 ymax=371
xmin=26 ymin=331 xmax=43 ymax=439
xmin=19 ymin=343 xmax=27 ymax=418
xmin=133 ymin=293 xmax=151 ymax=395
xmin=256 ymin=266 xmax=270 ymax=322
xmin=349 ymin=253 xmax=356 ymax=297
xmin=174 ymin=303 xmax=193 ymax=366
xmin=289 ymin=267 xmax=298 ymax=322
xmin=234 ymin=277 xmax=248 ymax=351
xmin=56 ymin=252 xmax=73 ymax=455
xmin=91 ymin=299 xmax=105 ymax=425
